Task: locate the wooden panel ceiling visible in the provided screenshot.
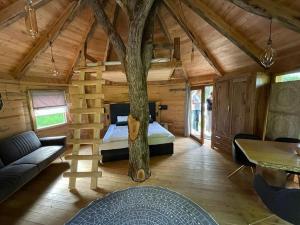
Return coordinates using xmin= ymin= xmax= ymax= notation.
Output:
xmin=0 ymin=0 xmax=300 ymax=83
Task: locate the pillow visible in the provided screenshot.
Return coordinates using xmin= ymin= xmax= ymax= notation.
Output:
xmin=117 ymin=116 xmax=128 ymax=122
xmin=116 ymin=121 xmax=128 ymax=126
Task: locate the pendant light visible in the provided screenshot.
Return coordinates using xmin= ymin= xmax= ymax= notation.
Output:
xmin=49 ymin=41 xmax=59 ymax=77
xmin=25 ymin=0 xmax=38 ymax=39
xmin=260 ymin=19 xmax=276 ymax=69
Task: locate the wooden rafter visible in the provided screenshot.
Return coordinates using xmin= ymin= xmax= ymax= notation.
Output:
xmin=180 ymin=0 xmax=264 ymax=68
xmin=226 ymin=0 xmax=300 ymax=34
xmin=157 ymin=12 xmax=173 ymax=44
xmin=163 ymin=0 xmax=224 ymax=76
xmin=104 ymin=3 xmax=120 ymax=62
xmin=14 ymin=1 xmax=80 ymax=80
xmin=0 ymin=0 xmax=51 ymax=28
xmin=66 ymin=13 xmax=96 ymax=83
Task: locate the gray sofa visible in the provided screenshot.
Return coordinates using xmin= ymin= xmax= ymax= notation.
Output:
xmin=0 ymin=131 xmax=66 ymax=203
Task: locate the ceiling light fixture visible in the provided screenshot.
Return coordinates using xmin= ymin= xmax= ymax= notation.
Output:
xmin=25 ymin=0 xmax=38 ymax=39
xmin=49 ymin=41 xmax=59 ymax=77
xmin=260 ymin=18 xmax=276 ymax=69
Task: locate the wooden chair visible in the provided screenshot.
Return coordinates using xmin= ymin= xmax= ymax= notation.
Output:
xmin=250 ymin=174 xmax=300 ymax=225
xmin=227 ymin=133 xmax=260 ymax=178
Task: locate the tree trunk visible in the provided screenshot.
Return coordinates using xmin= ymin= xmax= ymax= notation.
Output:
xmin=126 ymin=49 xmax=150 ymax=182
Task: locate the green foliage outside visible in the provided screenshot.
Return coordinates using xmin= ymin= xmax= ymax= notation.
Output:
xmin=36 ymin=113 xmax=66 ymax=129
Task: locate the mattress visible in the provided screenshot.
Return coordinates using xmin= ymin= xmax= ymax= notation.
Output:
xmin=100 ymin=122 xmax=175 ymax=152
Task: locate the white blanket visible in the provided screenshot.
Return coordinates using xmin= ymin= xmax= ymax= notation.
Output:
xmin=101 ymin=122 xmax=175 ymax=151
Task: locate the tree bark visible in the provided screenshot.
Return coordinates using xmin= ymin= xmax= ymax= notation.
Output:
xmin=91 ymin=0 xmax=157 ymax=182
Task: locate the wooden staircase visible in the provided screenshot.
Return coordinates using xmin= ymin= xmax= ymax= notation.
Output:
xmin=63 ymin=64 xmax=105 ymax=190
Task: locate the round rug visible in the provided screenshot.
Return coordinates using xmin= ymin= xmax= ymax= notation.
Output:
xmin=66 ymin=186 xmax=218 ymax=225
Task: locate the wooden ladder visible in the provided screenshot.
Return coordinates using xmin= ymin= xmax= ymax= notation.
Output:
xmin=64 ymin=64 xmax=105 ymax=190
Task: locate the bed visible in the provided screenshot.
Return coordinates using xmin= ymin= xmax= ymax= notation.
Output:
xmin=100 ymin=102 xmax=175 ymax=162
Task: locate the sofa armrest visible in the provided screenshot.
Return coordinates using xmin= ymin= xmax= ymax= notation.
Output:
xmin=39 ymin=136 xmax=66 ymax=147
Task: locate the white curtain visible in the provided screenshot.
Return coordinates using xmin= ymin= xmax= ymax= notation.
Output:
xmin=31 ymin=90 xmax=66 ymax=109
xmin=184 ymin=83 xmax=191 ymax=137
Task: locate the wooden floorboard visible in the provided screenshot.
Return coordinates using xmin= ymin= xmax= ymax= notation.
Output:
xmin=0 ymin=137 xmax=290 ymax=225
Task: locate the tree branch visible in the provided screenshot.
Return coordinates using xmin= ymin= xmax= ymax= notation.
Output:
xmin=116 ymin=0 xmax=132 ymax=19
xmin=142 ymin=1 xmax=160 ymax=74
xmin=91 ymin=0 xmax=126 ymax=64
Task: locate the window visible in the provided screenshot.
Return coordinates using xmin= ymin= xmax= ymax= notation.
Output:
xmin=30 ymin=90 xmax=67 ymax=129
xmin=275 ymin=72 xmax=300 ymax=83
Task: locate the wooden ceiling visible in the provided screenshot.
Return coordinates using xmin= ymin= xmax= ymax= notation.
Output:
xmin=0 ymin=0 xmax=300 ymax=84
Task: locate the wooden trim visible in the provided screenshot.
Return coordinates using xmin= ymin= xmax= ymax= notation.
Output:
xmin=163 ymin=0 xmax=224 ymax=76
xmin=226 ymin=0 xmax=300 ymax=34
xmin=27 ymin=90 xmax=37 ymax=132
xmin=0 ymin=0 xmax=52 ymax=28
xmin=181 ymin=0 xmax=264 ymax=68
xmin=14 ymin=1 xmax=79 ymax=80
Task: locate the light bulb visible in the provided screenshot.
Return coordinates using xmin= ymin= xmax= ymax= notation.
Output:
xmin=25 ymin=1 xmax=38 ymax=39
xmin=260 ymin=40 xmax=276 ymax=69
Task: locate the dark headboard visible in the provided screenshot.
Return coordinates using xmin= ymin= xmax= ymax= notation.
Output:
xmin=110 ymin=102 xmax=156 ymax=124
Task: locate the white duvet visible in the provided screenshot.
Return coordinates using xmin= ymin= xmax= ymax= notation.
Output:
xmin=101 ymin=122 xmax=175 ymax=151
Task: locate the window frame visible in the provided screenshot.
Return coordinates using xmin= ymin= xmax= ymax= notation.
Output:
xmin=28 ymin=89 xmax=68 ymax=131
xmin=275 ymin=71 xmax=300 ymax=83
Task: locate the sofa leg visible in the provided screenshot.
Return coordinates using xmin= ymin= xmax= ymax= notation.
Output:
xmin=249 ymin=214 xmax=275 ymax=225
xmin=227 ymin=165 xmax=245 ymax=178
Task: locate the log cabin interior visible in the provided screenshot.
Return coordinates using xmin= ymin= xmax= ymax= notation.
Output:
xmin=0 ymin=0 xmax=300 ymax=224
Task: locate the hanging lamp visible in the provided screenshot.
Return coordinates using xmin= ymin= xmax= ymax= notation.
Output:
xmin=49 ymin=41 xmax=59 ymax=77
xmin=260 ymin=19 xmax=276 ymax=68
xmin=25 ymin=0 xmax=38 ymax=39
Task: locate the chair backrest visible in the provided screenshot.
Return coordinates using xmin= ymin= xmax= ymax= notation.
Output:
xmin=254 ymin=175 xmax=300 ymax=224
xmin=275 ymin=137 xmax=300 ymax=143
xmin=232 ymin=133 xmax=260 ymax=164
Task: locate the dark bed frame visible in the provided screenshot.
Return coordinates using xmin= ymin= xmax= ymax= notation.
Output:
xmin=101 ymin=102 xmax=174 ymax=162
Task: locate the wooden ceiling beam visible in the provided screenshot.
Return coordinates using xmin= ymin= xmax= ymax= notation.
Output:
xmin=0 ymin=0 xmax=52 ymax=28
xmin=181 ymin=0 xmax=264 ymax=68
xmin=163 ymin=0 xmax=224 ymax=76
xmin=157 ymin=12 xmax=173 ymax=44
xmin=103 ymin=3 xmax=120 ymax=62
xmin=226 ymin=0 xmax=300 ymax=34
xmin=14 ymin=1 xmax=80 ymax=80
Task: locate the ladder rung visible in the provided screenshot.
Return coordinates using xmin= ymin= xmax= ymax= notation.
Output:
xmin=72 ymin=80 xmax=105 ymax=86
xmin=70 ymin=93 xmax=104 ymax=100
xmin=69 ymin=123 xmax=104 ymax=129
xmin=70 ymin=108 xmax=104 ymax=114
xmin=63 ymin=171 xmax=102 ymax=178
xmin=68 ymin=139 xmax=102 ymax=145
xmin=65 ymin=155 xmax=102 ymax=160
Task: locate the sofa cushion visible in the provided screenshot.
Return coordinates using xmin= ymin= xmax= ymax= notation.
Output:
xmin=11 ymin=146 xmax=64 ymax=171
xmin=0 ymin=131 xmax=42 ymax=165
xmin=0 ymin=164 xmax=39 ymax=202
xmin=0 ymin=158 xmax=4 ymax=169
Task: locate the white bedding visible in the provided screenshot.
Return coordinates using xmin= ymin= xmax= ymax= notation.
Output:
xmin=100 ymin=122 xmax=175 ymax=151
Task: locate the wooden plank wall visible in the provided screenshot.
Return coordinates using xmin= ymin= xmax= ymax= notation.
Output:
xmin=0 ymin=82 xmax=32 ymax=139
xmin=103 ymin=82 xmax=186 ymax=135
xmin=0 ymin=80 xmax=69 ymax=139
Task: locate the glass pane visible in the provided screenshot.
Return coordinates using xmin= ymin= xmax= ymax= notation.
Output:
xmin=204 ymin=86 xmax=213 ymax=139
xmin=35 ymin=107 xmax=67 ymax=129
xmin=275 ymin=72 xmax=300 ymax=83
xmin=190 ymin=89 xmax=202 ymax=138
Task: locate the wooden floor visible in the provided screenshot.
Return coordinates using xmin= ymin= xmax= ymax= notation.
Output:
xmin=0 ymin=137 xmax=290 ymax=225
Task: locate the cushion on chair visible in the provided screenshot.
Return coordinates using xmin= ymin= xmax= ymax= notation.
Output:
xmin=11 ymin=146 xmax=64 ymax=171
xmin=254 ymin=175 xmax=300 ymax=224
xmin=0 ymin=164 xmax=39 ymax=202
xmin=0 ymin=131 xmax=41 ymax=165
